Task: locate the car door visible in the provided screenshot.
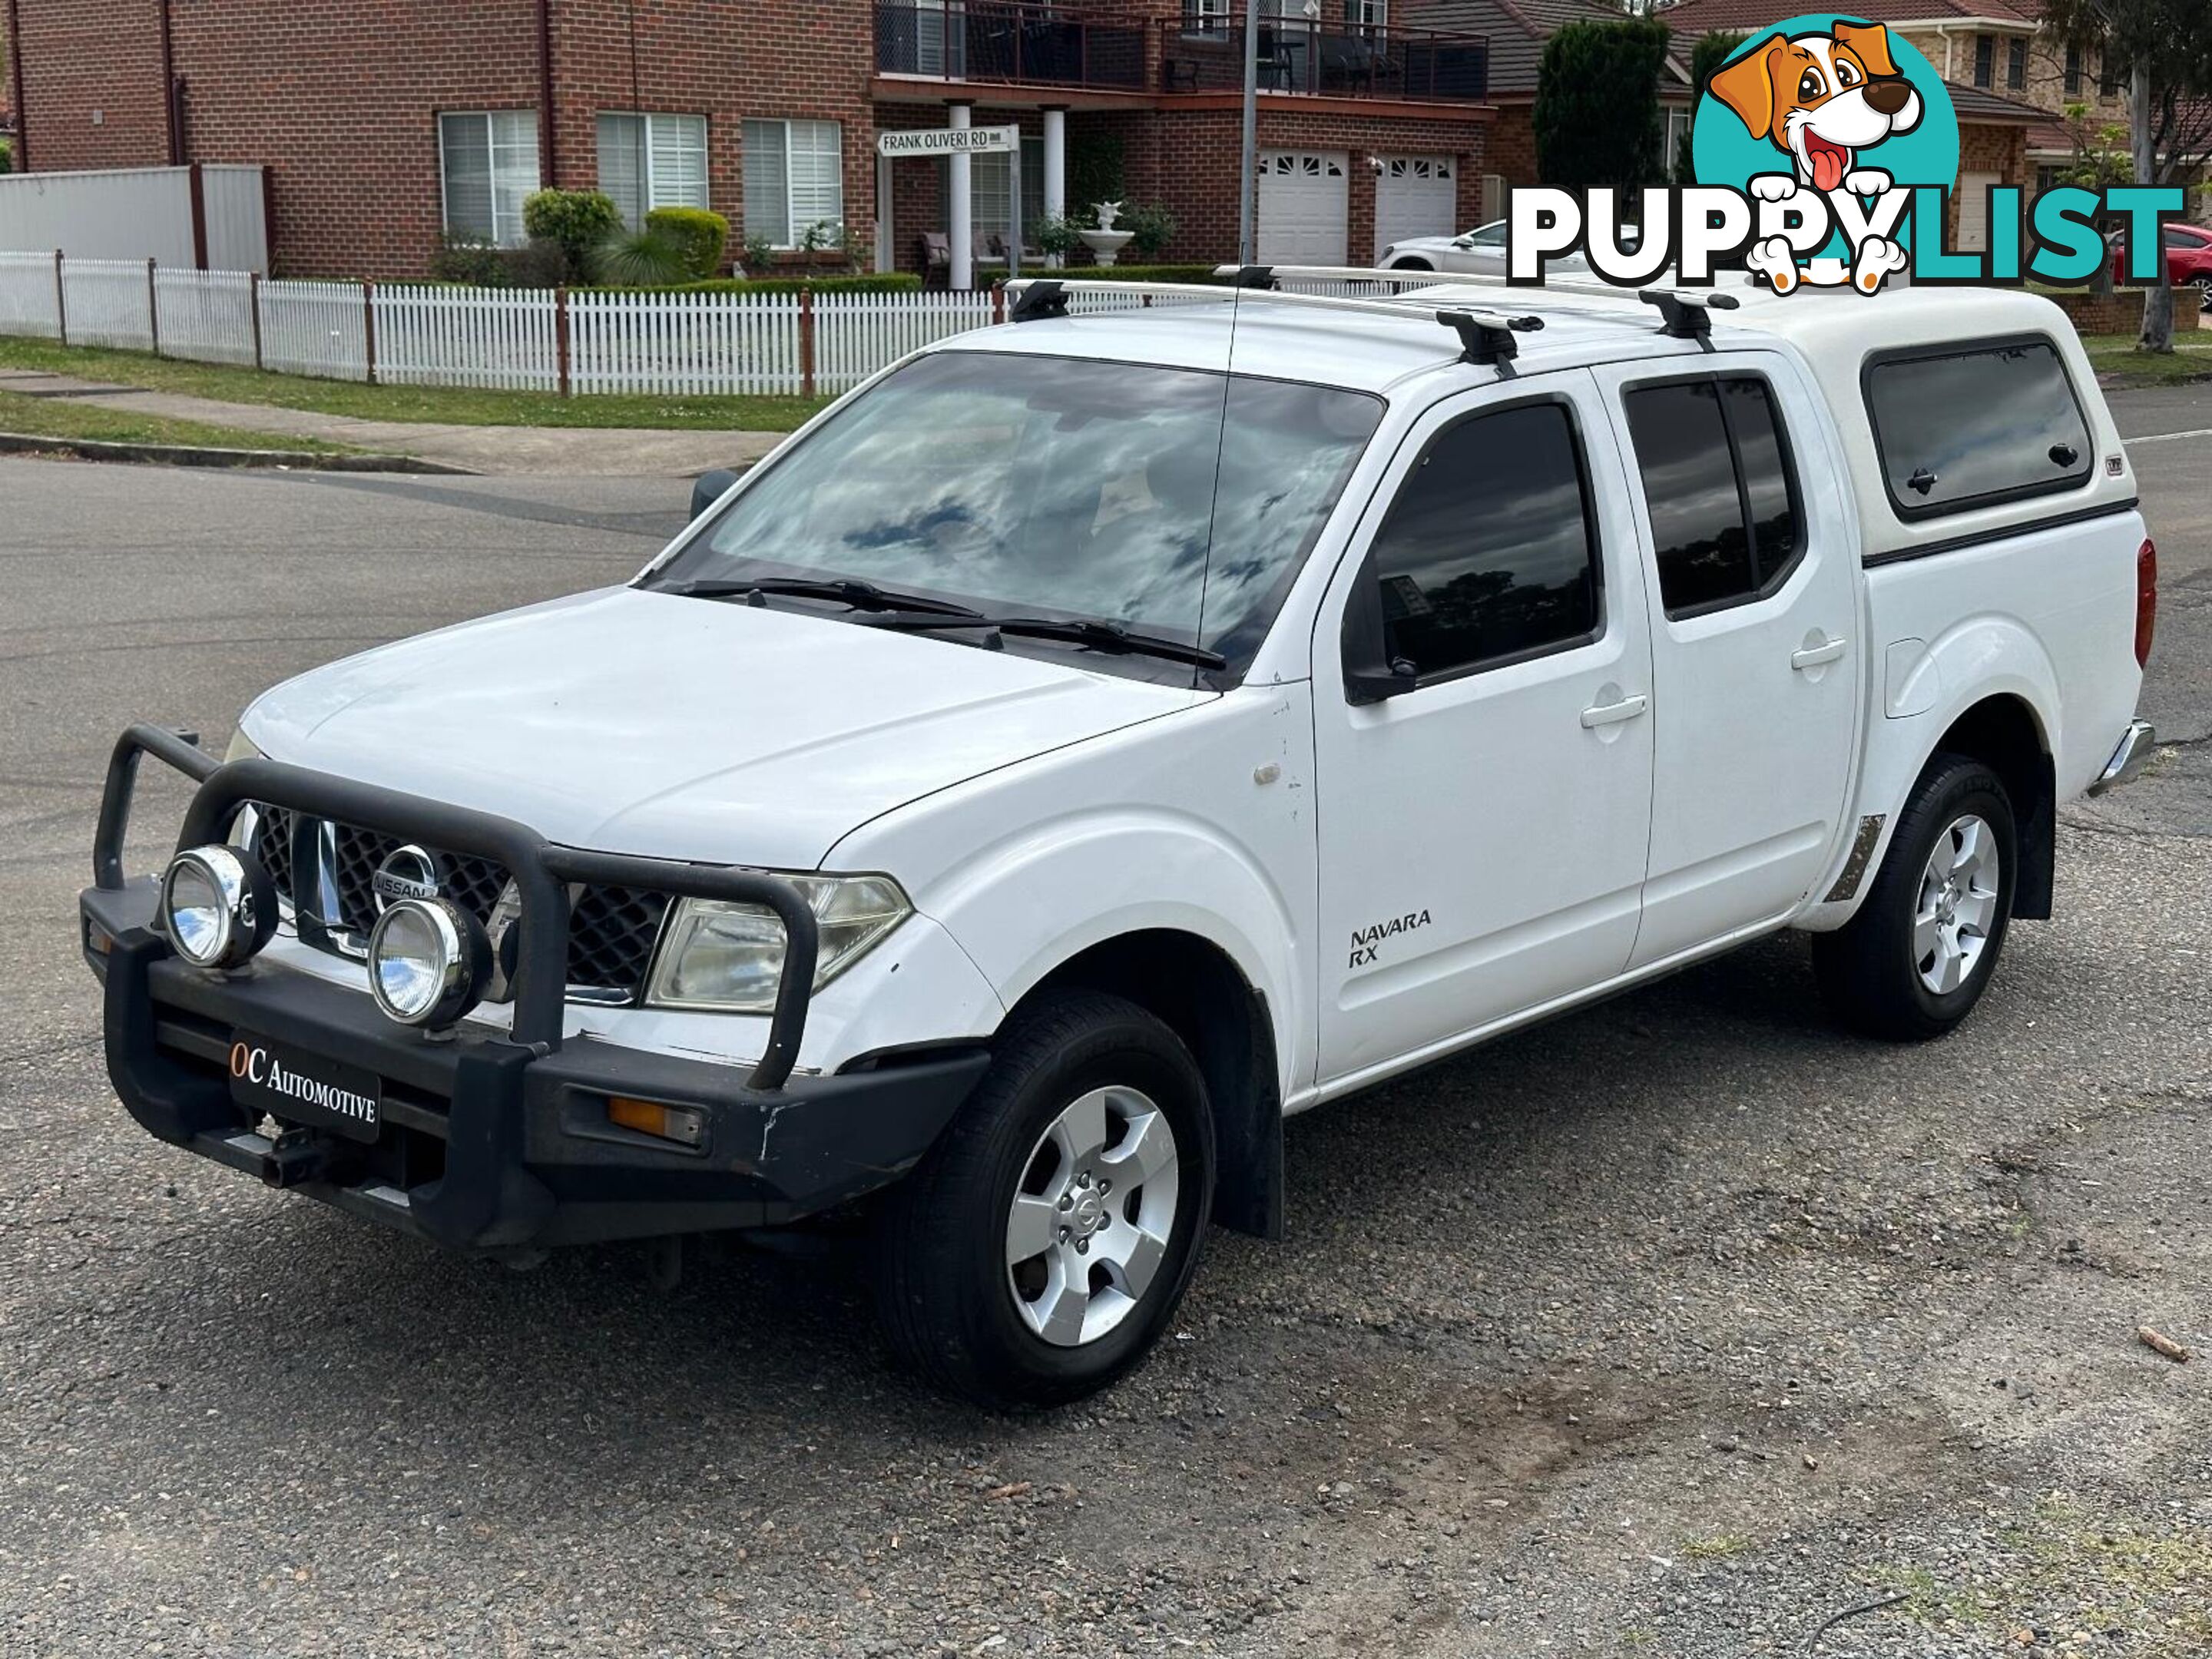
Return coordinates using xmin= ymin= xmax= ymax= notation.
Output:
xmin=1313 ymin=371 xmax=1655 ymax=1085
xmin=1440 ymin=221 xmax=1507 ymax=273
xmin=1588 ymin=353 xmax=1861 ymax=969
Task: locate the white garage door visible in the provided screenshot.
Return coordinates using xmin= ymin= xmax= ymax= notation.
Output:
xmin=1373 ymin=154 xmax=1456 ymax=260
xmin=1258 ymin=150 xmax=1349 ymax=265
xmin=1957 ymin=171 xmax=2001 ymax=252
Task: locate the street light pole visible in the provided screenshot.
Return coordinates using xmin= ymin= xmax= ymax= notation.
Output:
xmin=1237 ymin=0 xmax=1260 ymax=265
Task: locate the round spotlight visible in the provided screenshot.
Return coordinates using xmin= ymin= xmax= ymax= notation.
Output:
xmin=366 ymin=896 xmax=492 ymax=1028
xmin=161 ymin=845 xmax=276 ymax=970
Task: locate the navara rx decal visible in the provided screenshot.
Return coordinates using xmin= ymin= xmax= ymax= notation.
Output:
xmin=1349 ymin=909 xmax=1432 ymax=969
xmin=1509 ymin=13 xmax=2184 ymax=295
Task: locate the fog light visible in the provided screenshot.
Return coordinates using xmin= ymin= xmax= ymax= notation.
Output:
xmin=161 ymin=845 xmax=276 ymax=969
xmin=607 ymin=1096 xmax=707 ymax=1147
xmin=366 ymin=896 xmax=491 ymax=1028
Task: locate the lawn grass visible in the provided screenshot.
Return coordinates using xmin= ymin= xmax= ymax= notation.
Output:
xmin=0 ymin=386 xmax=352 ymax=453
xmin=2080 ymin=330 xmax=2212 ymax=388
xmin=0 ymin=336 xmax=836 ymax=432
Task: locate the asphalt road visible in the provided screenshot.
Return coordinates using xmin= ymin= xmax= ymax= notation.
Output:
xmin=2 ymin=394 xmax=2207 ymax=1658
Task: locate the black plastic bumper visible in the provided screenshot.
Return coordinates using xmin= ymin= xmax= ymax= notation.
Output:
xmin=81 ymin=727 xmax=990 ymax=1251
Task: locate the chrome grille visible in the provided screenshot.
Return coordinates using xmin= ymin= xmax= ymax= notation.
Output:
xmin=243 ymin=806 xmax=672 ymax=1002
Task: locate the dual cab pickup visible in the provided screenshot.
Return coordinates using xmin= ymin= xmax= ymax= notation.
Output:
xmin=82 ymin=276 xmax=2157 ymax=1406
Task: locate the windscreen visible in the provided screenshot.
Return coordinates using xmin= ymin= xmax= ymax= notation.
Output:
xmin=653 ymin=350 xmax=1382 ymax=678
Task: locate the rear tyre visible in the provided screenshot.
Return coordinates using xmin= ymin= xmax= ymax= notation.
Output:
xmin=1813 ymin=754 xmax=2017 ymax=1041
xmin=874 ymin=991 xmax=1214 ymax=1409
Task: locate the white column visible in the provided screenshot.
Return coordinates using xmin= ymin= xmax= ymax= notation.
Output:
xmin=876 ymin=152 xmax=895 ymax=273
xmin=948 ymin=102 xmax=974 ymax=292
xmin=1042 ymin=107 xmax=1068 ymax=268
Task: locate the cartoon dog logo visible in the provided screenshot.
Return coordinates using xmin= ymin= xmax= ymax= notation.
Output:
xmin=1708 ymin=20 xmax=1923 ymax=293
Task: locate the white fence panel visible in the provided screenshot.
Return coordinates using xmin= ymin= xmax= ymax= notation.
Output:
xmin=154 ymin=269 xmax=259 ymax=366
xmin=0 ymin=251 xmax=62 ymax=339
xmin=813 ymin=291 xmax=995 ymax=392
xmin=375 ymin=284 xmax=560 ymax=391
xmin=570 ymin=290 xmax=805 ymax=396
xmin=201 ymin=166 xmax=270 ymax=274
xmin=260 ymin=279 xmax=369 ymax=381
xmin=0 ymin=167 xmax=200 ymax=263
xmin=61 ymin=258 xmax=155 ymax=349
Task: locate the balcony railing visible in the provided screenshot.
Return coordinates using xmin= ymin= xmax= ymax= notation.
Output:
xmin=873 ymin=2 xmax=1488 ymax=103
xmin=1159 ymin=18 xmax=1488 ymax=102
xmin=875 ymin=1 xmax=1151 ymax=91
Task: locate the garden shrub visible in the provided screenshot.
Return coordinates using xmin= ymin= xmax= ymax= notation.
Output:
xmin=646 ymin=206 xmax=731 ymax=280
xmin=522 ymin=188 xmax=621 ymax=282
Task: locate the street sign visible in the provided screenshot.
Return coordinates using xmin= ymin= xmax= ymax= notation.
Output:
xmin=876 ymin=125 xmax=1020 ymax=158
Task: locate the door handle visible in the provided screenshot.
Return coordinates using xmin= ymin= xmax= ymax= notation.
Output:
xmin=1580 ymin=692 xmax=1649 ymax=728
xmin=1791 ymin=637 xmax=1849 ymax=671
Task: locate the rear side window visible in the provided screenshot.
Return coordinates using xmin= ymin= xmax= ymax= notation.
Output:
xmin=1865 ymin=337 xmax=2092 ymax=519
xmin=1623 ymin=376 xmax=1805 ymax=617
xmin=1367 ymin=400 xmax=1601 ymax=679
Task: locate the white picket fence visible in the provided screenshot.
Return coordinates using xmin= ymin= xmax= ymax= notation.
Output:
xmin=0 ymin=253 xmax=1356 ymax=400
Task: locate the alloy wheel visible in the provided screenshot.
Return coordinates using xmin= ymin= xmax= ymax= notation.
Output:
xmin=1005 ymin=1085 xmax=1181 ymax=1347
xmin=1914 ymin=813 xmax=2001 ymax=995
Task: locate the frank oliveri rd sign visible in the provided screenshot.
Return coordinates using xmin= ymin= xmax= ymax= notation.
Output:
xmin=876 ymin=125 xmax=1021 ymax=157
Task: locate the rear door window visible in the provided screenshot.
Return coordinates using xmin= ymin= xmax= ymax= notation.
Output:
xmin=1622 ymin=375 xmax=1805 ymax=617
xmin=1864 ymin=337 xmax=2092 ymax=518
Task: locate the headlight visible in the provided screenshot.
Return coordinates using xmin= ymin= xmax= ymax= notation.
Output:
xmin=367 ymin=896 xmax=492 ymax=1028
xmin=161 ymin=845 xmax=277 ymax=969
xmin=645 ymin=874 xmax=911 ymax=1012
xmin=224 ymin=727 xmax=264 ymax=763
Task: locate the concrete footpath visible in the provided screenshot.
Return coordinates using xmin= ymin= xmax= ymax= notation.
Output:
xmin=0 ymin=367 xmax=783 ymax=476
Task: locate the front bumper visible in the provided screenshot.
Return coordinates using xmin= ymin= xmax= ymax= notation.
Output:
xmin=81 ymin=727 xmax=988 ymax=1251
xmin=2088 ymin=719 xmax=2157 ymax=796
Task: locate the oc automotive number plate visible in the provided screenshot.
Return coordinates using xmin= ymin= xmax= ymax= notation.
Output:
xmin=227 ymin=1033 xmax=382 ymax=1143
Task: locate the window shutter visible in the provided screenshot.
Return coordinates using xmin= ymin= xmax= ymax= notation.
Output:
xmin=597 ymin=112 xmax=645 ymax=227
xmin=488 ymin=110 xmax=540 ymax=245
xmin=743 ymin=120 xmax=791 ymax=244
xmin=440 ymin=114 xmax=496 ymax=241
xmin=653 ymin=114 xmax=711 ymax=212
xmin=787 ymin=120 xmax=845 ymax=239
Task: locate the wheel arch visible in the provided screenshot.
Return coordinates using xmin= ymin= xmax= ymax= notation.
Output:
xmin=1007 ymin=929 xmax=1283 ymax=1240
xmin=1928 ymin=692 xmax=2056 ymax=919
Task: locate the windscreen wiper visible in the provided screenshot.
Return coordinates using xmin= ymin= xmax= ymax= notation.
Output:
xmin=876 ymin=612 xmax=1227 ymax=671
xmin=659 ymin=576 xmax=987 ymax=620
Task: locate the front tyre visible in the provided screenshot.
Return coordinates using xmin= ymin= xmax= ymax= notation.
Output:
xmin=874 ymin=992 xmax=1214 ymax=1409
xmin=1813 ymin=754 xmax=2017 ymax=1041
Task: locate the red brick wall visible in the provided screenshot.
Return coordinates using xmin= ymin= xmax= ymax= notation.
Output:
xmin=14 ymin=0 xmax=167 ymax=174
xmin=1483 ymin=104 xmax=1535 ymax=192
xmin=11 ymin=0 xmax=877 ymax=278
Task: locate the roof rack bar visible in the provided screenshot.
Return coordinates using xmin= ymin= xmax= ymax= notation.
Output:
xmin=1003 ymin=276 xmax=1545 ymax=369
xmin=1637 ymin=287 xmax=1741 ymax=351
xmin=1210 ymin=262 xmax=1457 ymax=286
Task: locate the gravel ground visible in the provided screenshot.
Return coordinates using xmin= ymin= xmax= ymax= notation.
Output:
xmin=1 ymin=402 xmax=2207 ymax=1657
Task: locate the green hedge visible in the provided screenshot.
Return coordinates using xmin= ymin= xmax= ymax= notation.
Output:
xmin=644 ymin=206 xmax=731 ymax=280
xmin=1007 ymin=263 xmax=1233 ymax=285
xmin=571 ymin=272 xmax=922 ymax=296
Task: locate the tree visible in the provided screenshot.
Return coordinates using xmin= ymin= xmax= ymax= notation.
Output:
xmin=1674 ymin=31 xmax=1747 ymax=184
xmin=1534 ymin=18 xmax=1673 ymax=194
xmin=2038 ymin=0 xmax=2212 ymax=351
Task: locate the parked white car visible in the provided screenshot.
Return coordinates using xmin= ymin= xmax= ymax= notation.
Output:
xmin=84 ymin=273 xmax=2157 ymax=1407
xmin=1380 ymin=217 xmax=1599 ymax=275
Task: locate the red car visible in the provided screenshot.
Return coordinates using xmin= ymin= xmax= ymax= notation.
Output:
xmin=2107 ymin=221 xmax=2212 ymax=289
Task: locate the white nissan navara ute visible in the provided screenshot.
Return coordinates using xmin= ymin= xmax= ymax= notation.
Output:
xmin=83 ymin=270 xmax=2158 ymax=1407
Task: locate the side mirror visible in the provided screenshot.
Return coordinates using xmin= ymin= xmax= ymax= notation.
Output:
xmin=1339 ymin=568 xmax=1420 ymax=704
xmin=1345 ymin=660 xmax=1419 ymax=705
xmin=689 ymin=467 xmax=743 ymax=522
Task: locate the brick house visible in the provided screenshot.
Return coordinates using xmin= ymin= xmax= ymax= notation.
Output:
xmin=1 ymin=0 xmax=1498 ymax=281
xmin=1406 ymin=0 xmax=1695 ymax=200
